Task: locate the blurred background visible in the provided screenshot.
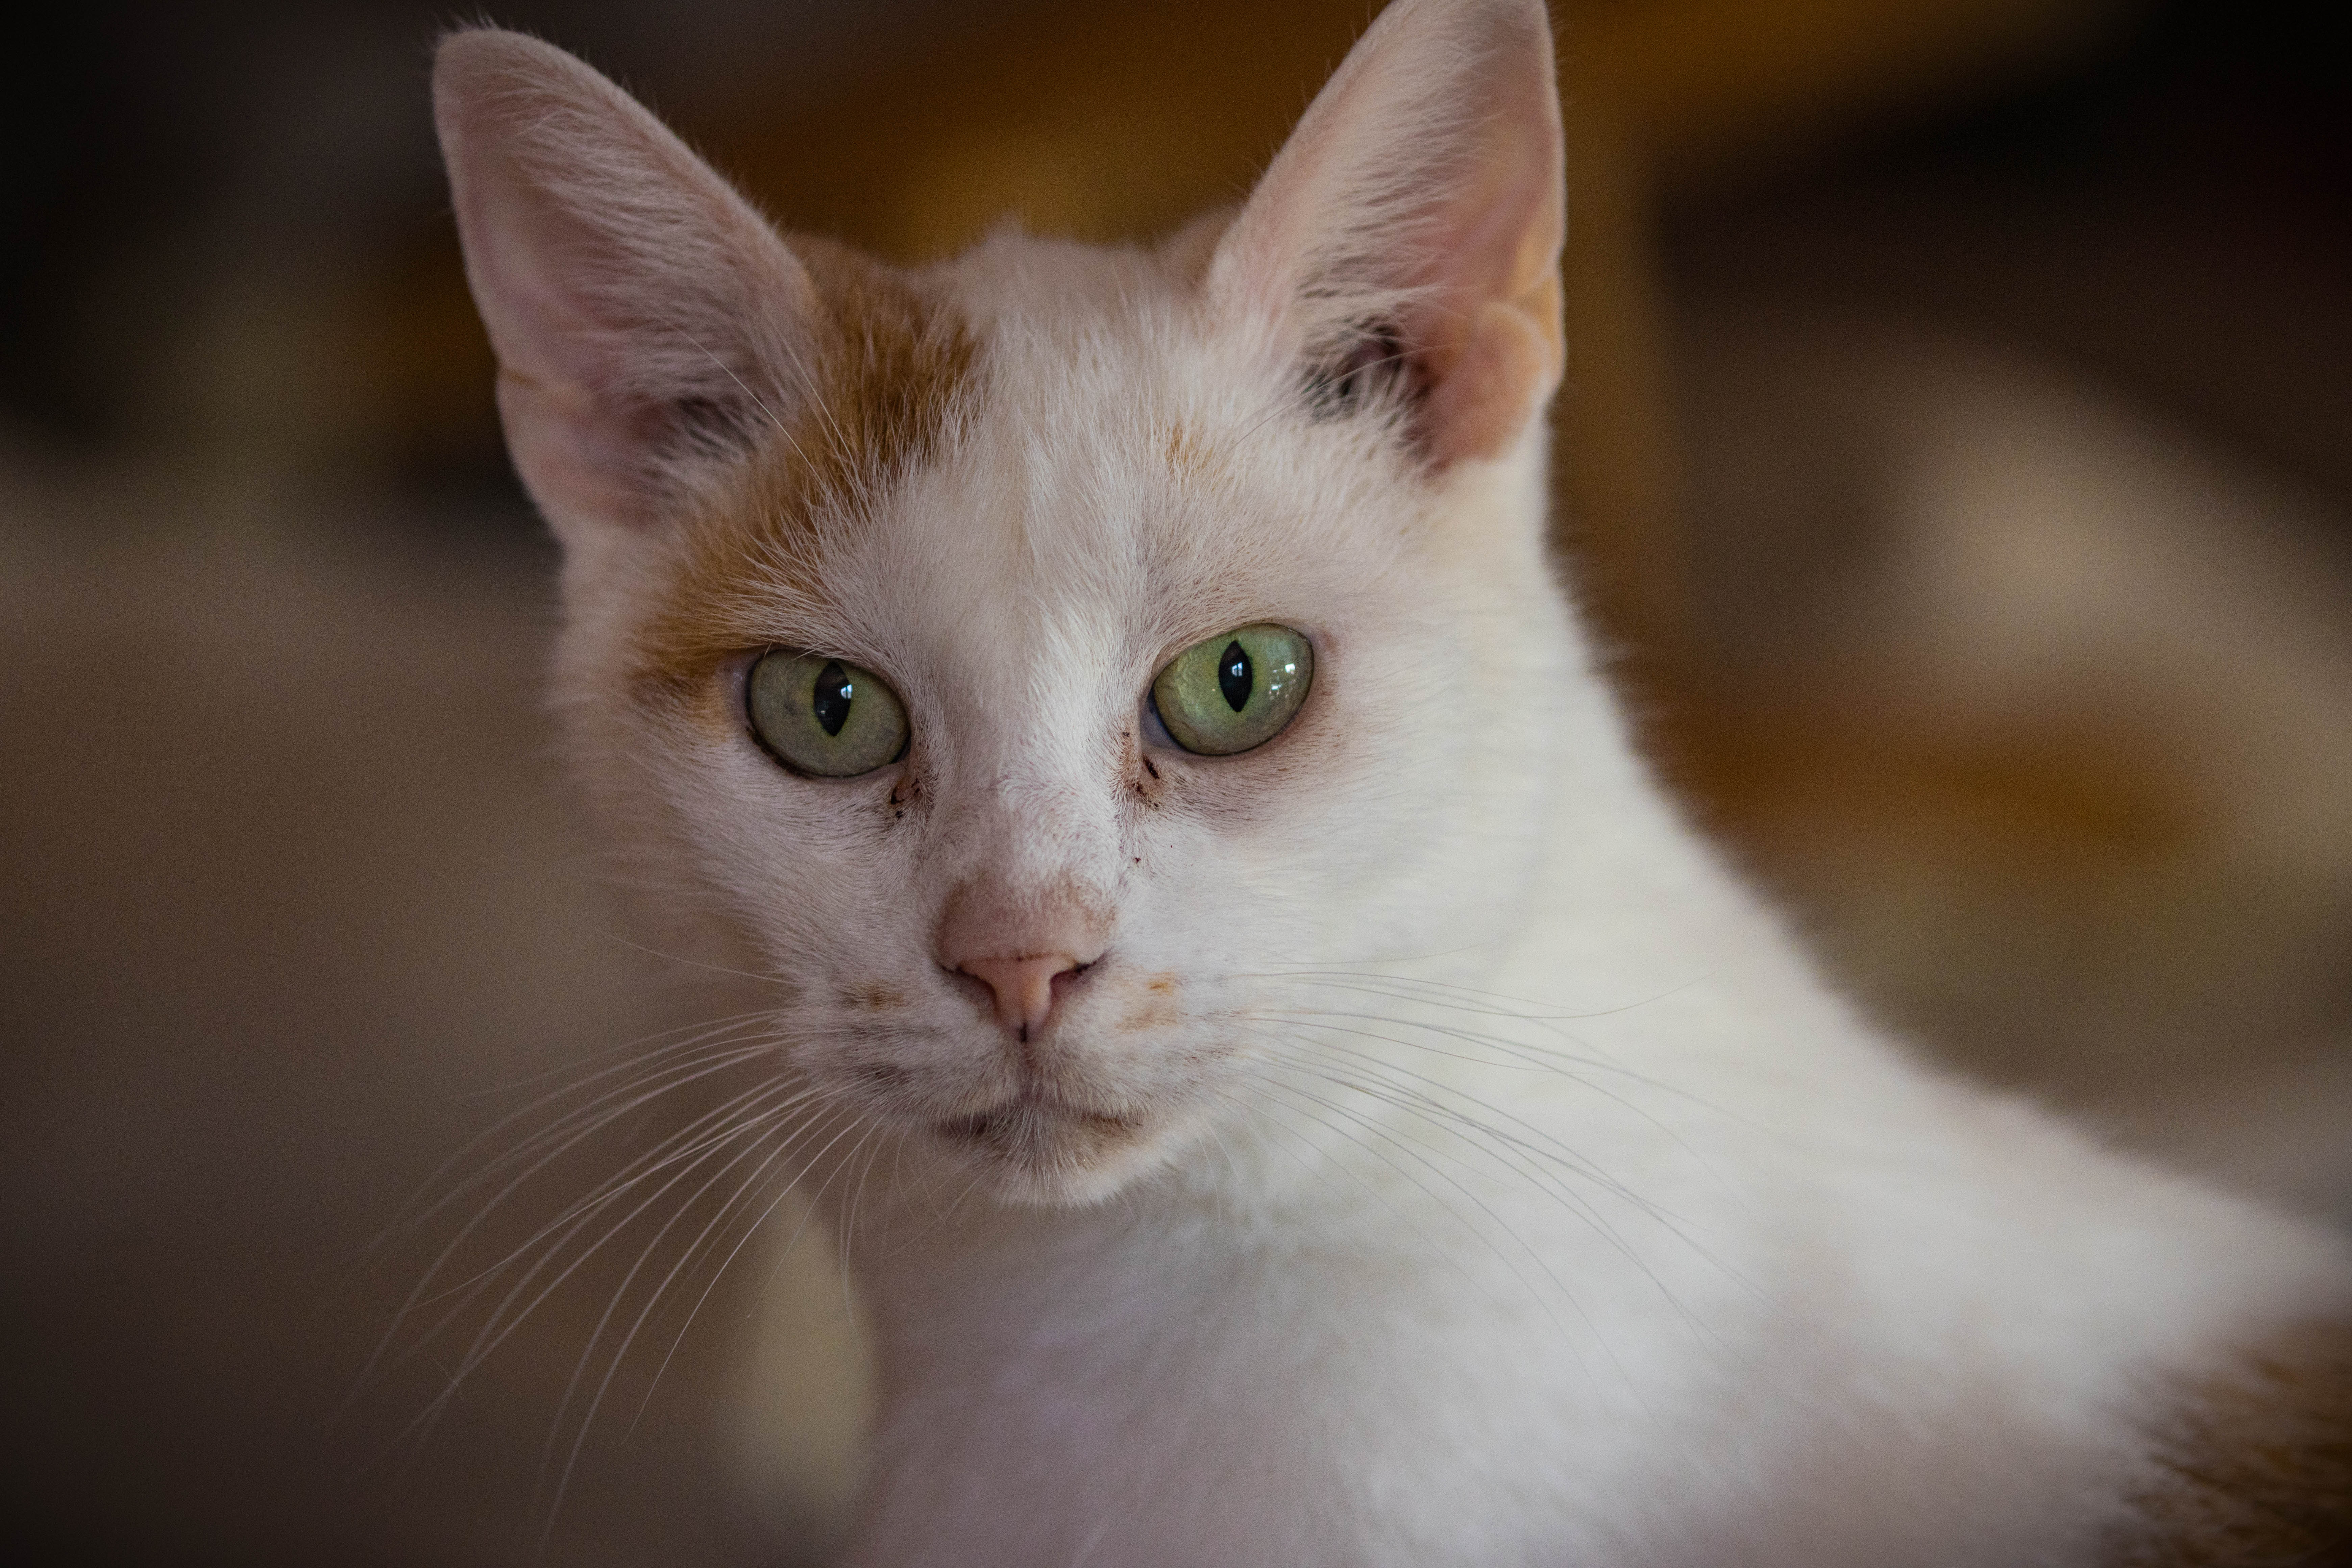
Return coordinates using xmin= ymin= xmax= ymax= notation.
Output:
xmin=4 ymin=0 xmax=2348 ymax=1561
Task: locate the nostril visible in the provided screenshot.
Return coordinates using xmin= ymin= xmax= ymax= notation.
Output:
xmin=1048 ymin=959 xmax=1094 ymax=1015
xmin=942 ymin=964 xmax=998 ymax=1015
xmin=958 ymin=952 xmax=1084 ymax=1040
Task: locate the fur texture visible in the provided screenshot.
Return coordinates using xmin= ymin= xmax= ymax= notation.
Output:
xmin=433 ymin=2 xmax=2352 ymax=1562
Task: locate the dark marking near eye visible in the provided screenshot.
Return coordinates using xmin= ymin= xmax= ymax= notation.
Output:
xmin=1142 ymin=757 xmax=1159 ymax=780
xmin=813 ymin=659 xmax=854 ymax=737
xmin=1218 ymin=641 xmax=1251 ymax=712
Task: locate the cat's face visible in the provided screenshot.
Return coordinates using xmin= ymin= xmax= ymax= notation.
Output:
xmin=436 ymin=0 xmax=1570 ymax=1203
xmin=580 ymin=242 xmax=1570 ymax=1203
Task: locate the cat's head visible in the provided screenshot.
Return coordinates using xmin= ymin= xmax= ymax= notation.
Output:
xmin=436 ymin=0 xmax=1581 ymax=1205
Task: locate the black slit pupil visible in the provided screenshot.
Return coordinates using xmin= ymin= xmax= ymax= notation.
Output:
xmin=1218 ymin=641 xmax=1252 ymax=712
xmin=812 ymin=660 xmax=854 ymax=737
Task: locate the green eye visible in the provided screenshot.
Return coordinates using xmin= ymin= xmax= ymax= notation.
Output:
xmin=1150 ymin=623 xmax=1314 ymax=756
xmin=746 ymin=651 xmax=910 ymax=777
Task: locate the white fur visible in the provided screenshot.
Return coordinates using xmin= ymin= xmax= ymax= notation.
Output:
xmin=434 ymin=3 xmax=2352 ymax=1563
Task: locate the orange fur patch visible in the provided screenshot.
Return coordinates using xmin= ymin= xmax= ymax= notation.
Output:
xmin=1117 ymin=973 xmax=1182 ymax=1033
xmin=1163 ymin=419 xmax=1220 ymax=486
xmin=631 ymin=239 xmax=977 ymax=705
xmin=843 ymin=982 xmax=909 ymax=1012
xmin=2105 ymin=1320 xmax=2352 ymax=1566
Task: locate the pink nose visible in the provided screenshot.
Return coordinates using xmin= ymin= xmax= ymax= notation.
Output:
xmin=959 ymin=953 xmax=1082 ymax=1041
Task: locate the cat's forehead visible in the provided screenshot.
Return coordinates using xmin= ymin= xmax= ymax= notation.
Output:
xmin=937 ymin=228 xmax=1201 ymax=339
xmin=857 ymin=234 xmax=1383 ymax=613
xmin=632 ymin=229 xmax=1408 ymax=708
xmin=932 ymin=231 xmax=1242 ymax=501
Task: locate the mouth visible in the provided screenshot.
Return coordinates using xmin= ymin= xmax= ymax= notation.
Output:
xmin=916 ymin=1082 xmax=1182 ymax=1205
xmin=927 ymin=1084 xmax=1156 ymax=1202
xmin=935 ymin=1091 xmax=1142 ymax=1148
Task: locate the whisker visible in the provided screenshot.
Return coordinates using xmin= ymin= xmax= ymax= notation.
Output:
xmin=362 ymin=1013 xmax=781 ymax=1264
xmin=535 ymin=1111 xmax=812 ymax=1487
xmin=627 ymin=1110 xmax=871 ymax=1434
xmin=387 ymin=1037 xmax=791 ymax=1259
xmin=537 ymin=1098 xmax=869 ymax=1539
xmin=367 ymin=1070 xmax=824 ymax=1415
xmin=1243 ymin=1072 xmax=1541 ymax=1321
xmin=383 ymin=1052 xmax=800 ymax=1328
xmin=601 ymin=931 xmax=794 ymax=989
xmin=393 ymin=1094 xmax=807 ymax=1467
xmin=1247 ymin=1024 xmax=1756 ymax=1366
xmin=350 ymin=1027 xmax=791 ymax=1405
xmin=1253 ymin=1004 xmax=1751 ymax=1218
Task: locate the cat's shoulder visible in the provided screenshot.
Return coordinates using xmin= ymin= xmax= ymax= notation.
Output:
xmin=2106 ymin=1317 xmax=2352 ymax=1567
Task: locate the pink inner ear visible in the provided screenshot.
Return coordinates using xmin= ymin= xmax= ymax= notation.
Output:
xmin=434 ymin=28 xmax=819 ymax=537
xmin=456 ymin=169 xmax=655 ymax=528
xmin=1422 ymin=301 xmax=1559 ymax=466
xmin=1207 ymin=0 xmax=1565 ymax=465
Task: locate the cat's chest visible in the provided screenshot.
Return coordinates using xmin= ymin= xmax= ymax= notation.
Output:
xmin=835 ymin=1156 xmax=2262 ymax=1568
xmin=851 ymin=1209 xmax=1759 ymax=1563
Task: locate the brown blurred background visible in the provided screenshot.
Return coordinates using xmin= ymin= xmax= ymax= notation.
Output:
xmin=4 ymin=0 xmax=2349 ymax=1562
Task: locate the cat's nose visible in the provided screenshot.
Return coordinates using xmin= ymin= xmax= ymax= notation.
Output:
xmin=958 ymin=954 xmax=1084 ymax=1042
xmin=935 ymin=875 xmax=1111 ymax=1042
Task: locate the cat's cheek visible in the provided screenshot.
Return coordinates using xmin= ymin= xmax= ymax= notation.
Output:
xmin=1145 ymin=731 xmax=1348 ymax=838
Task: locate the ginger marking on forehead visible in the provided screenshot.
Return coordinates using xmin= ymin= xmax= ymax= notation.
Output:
xmin=1163 ymin=419 xmax=1222 ymax=486
xmin=631 ymin=241 xmax=978 ymax=706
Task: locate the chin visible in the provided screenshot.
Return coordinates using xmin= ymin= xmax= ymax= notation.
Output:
xmin=928 ymin=1097 xmax=1186 ymax=1208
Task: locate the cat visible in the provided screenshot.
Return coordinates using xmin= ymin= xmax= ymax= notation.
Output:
xmin=430 ymin=1 xmax=2352 ymax=1562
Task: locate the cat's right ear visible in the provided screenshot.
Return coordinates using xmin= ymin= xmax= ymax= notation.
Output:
xmin=433 ymin=29 xmax=817 ymax=542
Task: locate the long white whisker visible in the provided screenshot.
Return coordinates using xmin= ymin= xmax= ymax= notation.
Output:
xmin=351 ymin=1028 xmax=789 ymax=1404
xmin=377 ymin=1074 xmax=825 ymax=1420
xmin=535 ymin=1093 xmax=869 ymax=1535
xmin=362 ymin=1013 xmax=780 ymax=1264
xmin=535 ymin=1114 xmax=806 ymax=1492
xmin=624 ymin=1108 xmax=864 ymax=1434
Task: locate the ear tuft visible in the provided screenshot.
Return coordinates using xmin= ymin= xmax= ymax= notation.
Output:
xmin=432 ymin=28 xmax=819 ymax=539
xmin=1208 ymin=0 xmax=1564 ymax=467
xmin=1302 ymin=323 xmax=1416 ymax=420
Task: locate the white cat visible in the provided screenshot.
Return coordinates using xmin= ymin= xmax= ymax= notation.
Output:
xmin=432 ymin=1 xmax=2352 ymax=1562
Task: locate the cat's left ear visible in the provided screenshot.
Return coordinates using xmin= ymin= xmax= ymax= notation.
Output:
xmin=1208 ymin=0 xmax=1564 ymax=468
